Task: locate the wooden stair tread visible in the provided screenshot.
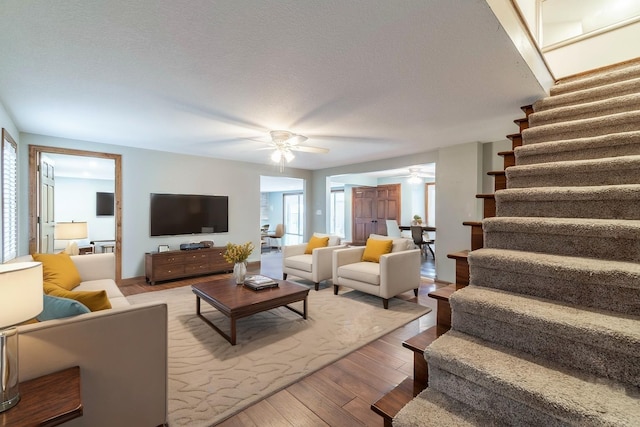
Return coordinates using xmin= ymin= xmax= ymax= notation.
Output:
xmin=402 ymin=326 xmax=438 ymax=354
xmin=371 ymin=377 xmax=415 ymax=424
xmin=497 ymin=150 xmax=514 ymax=156
xmin=521 ymin=104 xmax=534 ymax=116
xmin=446 ymin=250 xmax=469 ymax=260
xmin=428 ymin=283 xmax=457 ymax=301
xmin=506 ymin=133 xmax=521 ymax=140
xmin=487 ymin=170 xmax=506 ymax=176
xmin=475 ymin=194 xmax=495 ymax=199
xmin=462 ymin=221 xmax=482 ymax=226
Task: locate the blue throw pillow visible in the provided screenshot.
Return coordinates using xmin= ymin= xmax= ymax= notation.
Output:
xmin=36 ymin=294 xmax=90 ymax=321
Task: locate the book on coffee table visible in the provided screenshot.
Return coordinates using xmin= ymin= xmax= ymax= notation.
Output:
xmin=244 ymin=275 xmax=279 ymax=290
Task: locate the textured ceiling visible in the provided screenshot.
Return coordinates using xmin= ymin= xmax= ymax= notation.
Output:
xmin=0 ymin=0 xmax=546 ymax=170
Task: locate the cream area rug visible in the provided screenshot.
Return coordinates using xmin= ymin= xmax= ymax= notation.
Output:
xmin=127 ymin=282 xmax=430 ymax=426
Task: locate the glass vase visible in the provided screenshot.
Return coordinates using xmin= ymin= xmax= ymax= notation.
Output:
xmin=233 ymin=262 xmax=247 ymax=284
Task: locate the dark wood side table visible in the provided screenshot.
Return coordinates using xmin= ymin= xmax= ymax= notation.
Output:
xmin=0 ymin=366 xmax=82 ymax=427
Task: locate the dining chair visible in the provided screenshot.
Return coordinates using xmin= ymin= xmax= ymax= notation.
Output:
xmin=385 ymin=219 xmax=402 ymax=238
xmin=267 ymin=224 xmax=285 ymax=251
xmin=411 ymin=226 xmax=435 ymax=258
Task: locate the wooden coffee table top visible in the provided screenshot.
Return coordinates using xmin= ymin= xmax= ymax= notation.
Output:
xmin=192 ymin=276 xmax=310 ymax=345
xmin=192 ymin=276 xmax=309 ymax=311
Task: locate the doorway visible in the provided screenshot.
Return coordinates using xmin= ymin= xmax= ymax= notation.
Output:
xmin=28 ymin=145 xmax=123 ymax=281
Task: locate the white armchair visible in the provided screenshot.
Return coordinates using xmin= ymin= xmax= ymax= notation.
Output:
xmin=332 ymin=235 xmax=421 ymax=309
xmin=282 ymin=234 xmax=346 ymax=291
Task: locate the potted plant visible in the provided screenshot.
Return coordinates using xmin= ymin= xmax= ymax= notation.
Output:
xmin=223 ymin=241 xmax=255 ymax=284
xmin=412 ymin=214 xmax=423 ymax=225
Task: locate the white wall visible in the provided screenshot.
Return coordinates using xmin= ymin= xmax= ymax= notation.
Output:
xmin=434 ymin=142 xmax=483 ymax=283
xmin=54 ymin=177 xmax=115 ymax=250
xmin=18 ymin=133 xmax=311 ymax=278
xmin=544 ymin=22 xmax=640 ymax=78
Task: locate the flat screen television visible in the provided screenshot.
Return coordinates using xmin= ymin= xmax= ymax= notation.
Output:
xmin=96 ymin=192 xmax=114 ymax=216
xmin=150 ymin=193 xmax=229 ymax=236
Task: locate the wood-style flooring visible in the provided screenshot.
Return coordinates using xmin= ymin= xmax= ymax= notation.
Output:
xmin=119 ymin=251 xmax=444 ymax=426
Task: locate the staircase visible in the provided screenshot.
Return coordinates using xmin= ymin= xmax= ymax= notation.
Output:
xmin=394 ymin=60 xmax=640 ymax=426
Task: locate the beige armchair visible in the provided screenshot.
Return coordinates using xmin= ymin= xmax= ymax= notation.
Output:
xmin=332 ymin=235 xmax=420 ymax=309
xmin=282 ymin=233 xmax=345 ymax=290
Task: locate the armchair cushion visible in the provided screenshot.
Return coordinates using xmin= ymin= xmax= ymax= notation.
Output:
xmin=305 ymin=235 xmax=329 ymax=254
xmin=362 ymin=238 xmax=393 ymax=262
xmin=337 ymin=261 xmax=381 ymax=285
xmin=284 ymin=254 xmax=313 ymax=273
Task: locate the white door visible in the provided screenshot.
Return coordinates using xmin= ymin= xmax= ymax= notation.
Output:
xmin=39 ymin=155 xmax=56 ymax=253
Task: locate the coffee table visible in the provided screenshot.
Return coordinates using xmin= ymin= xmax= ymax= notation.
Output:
xmin=192 ymin=276 xmax=310 ymax=345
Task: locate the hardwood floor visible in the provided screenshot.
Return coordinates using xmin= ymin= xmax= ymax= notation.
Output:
xmin=118 ymin=252 xmax=444 ymax=426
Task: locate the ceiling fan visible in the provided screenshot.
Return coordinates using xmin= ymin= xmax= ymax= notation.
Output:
xmin=402 ymin=167 xmax=433 ymax=184
xmin=260 ymin=130 xmax=329 ymax=171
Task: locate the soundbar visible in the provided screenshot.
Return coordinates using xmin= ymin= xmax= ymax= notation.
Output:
xmin=180 ymin=242 xmax=207 ymax=251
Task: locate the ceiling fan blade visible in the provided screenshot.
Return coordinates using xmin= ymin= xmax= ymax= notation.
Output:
xmin=287 ymin=134 xmax=308 ymax=146
xmin=289 ymin=145 xmax=329 ymax=154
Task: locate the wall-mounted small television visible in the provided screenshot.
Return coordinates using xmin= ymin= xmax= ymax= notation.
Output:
xmin=96 ymin=192 xmax=115 ymax=216
xmin=150 ymin=193 xmax=229 ymax=236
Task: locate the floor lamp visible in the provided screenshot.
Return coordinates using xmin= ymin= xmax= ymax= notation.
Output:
xmin=55 ymin=221 xmax=88 ymax=255
xmin=0 ymin=262 xmax=43 ymax=412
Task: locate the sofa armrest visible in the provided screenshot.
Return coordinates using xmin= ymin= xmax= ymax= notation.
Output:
xmin=17 ymin=302 xmax=168 ymax=427
xmin=379 ymin=249 xmax=421 ymax=299
xmin=312 ymin=245 xmax=346 ymax=281
xmin=282 ymin=244 xmax=307 ymax=259
xmin=70 ymin=253 xmax=115 ymax=281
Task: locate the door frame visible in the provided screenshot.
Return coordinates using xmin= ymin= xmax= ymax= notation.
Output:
xmin=28 ymin=145 xmax=123 ymax=281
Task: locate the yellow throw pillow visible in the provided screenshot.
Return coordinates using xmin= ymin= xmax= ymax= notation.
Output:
xmin=304 ymin=235 xmax=330 ymax=254
xmin=361 ymin=238 xmax=393 ymax=263
xmin=32 ymin=252 xmax=82 ymax=291
xmin=44 ymin=282 xmax=112 ymax=312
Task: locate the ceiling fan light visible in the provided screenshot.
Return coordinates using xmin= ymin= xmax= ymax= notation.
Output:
xmin=271 ymin=150 xmax=283 ymax=163
xmin=284 ymin=150 xmax=295 ymax=162
xmin=408 ymin=175 xmax=422 ymax=184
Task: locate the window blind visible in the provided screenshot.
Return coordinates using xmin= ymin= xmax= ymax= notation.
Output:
xmin=2 ymin=130 xmax=17 ymax=262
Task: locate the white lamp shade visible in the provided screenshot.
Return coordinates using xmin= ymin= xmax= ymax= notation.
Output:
xmin=0 ymin=262 xmax=43 ymax=328
xmin=55 ymin=222 xmax=88 ymax=240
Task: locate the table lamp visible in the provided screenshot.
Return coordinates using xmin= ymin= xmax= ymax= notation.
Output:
xmin=0 ymin=261 xmax=43 ymax=412
xmin=55 ymin=221 xmax=88 ymax=255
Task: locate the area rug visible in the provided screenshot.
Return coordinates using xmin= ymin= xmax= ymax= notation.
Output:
xmin=127 ymin=282 xmax=430 ymax=426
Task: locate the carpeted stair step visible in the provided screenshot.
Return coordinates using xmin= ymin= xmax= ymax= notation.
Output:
xmin=394 ymin=388 xmax=507 ymax=427
xmin=450 ymin=286 xmax=640 ymax=386
xmin=482 ymin=217 xmax=640 ymax=262
xmin=495 ymin=184 xmax=640 ymax=220
xmin=521 ymin=110 xmax=640 ymax=145
xmin=535 ymin=76 xmax=640 ymax=112
xmin=506 ymin=155 xmax=640 ymax=188
xmin=425 ymin=331 xmax=640 ymax=426
xmin=528 ymin=93 xmax=640 ymax=127
xmin=468 ymin=248 xmax=640 ymax=316
xmin=550 ymin=61 xmax=640 ymax=96
xmin=515 ymin=130 xmax=640 ymax=165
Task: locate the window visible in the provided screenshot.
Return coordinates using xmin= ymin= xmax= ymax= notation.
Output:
xmin=283 ymin=192 xmax=303 ymax=245
xmin=329 ymin=189 xmax=345 ymax=238
xmin=2 ymin=129 xmax=18 ymax=262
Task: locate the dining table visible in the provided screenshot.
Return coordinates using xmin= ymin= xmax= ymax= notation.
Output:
xmin=399 ymin=224 xmax=436 ymax=232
